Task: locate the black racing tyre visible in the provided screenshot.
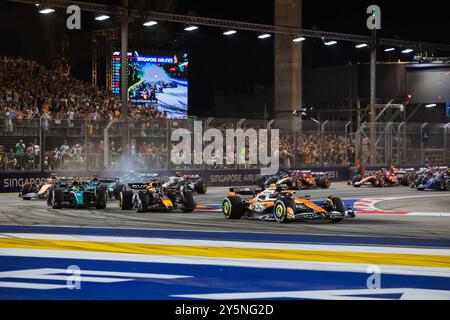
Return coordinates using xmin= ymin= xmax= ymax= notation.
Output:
xmin=376 ymin=177 xmax=385 ymax=187
xmin=95 ymin=190 xmax=107 ymax=209
xmin=443 ymin=179 xmax=450 ymax=191
xmin=194 ymin=179 xmax=207 ymax=194
xmin=114 ymin=184 xmax=125 ymax=200
xmin=52 ymin=189 xmax=63 ymax=209
xmin=295 ymin=178 xmax=303 ymax=190
xmin=47 ymin=187 xmax=54 ymax=206
xmin=329 ymin=196 xmax=345 ymax=223
xmin=274 ymin=199 xmax=296 ymax=223
xmin=120 ymin=191 xmax=133 ymax=210
xmin=257 ymin=176 xmax=267 ymax=189
xmin=222 ymin=196 xmax=244 ymax=219
xmin=182 ymin=190 xmax=196 ymax=213
xmin=135 ymin=192 xmax=149 ymax=213
xmin=21 ymin=183 xmax=32 ymax=199
xmin=404 ymin=175 xmax=414 ymax=187
xmin=317 ymin=176 xmax=331 ymax=189
xmin=352 ymin=175 xmax=362 ymax=184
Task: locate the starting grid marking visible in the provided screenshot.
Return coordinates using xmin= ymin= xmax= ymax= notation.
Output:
xmin=0 ymin=225 xmax=449 ymax=299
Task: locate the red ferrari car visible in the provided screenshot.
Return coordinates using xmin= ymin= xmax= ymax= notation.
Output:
xmin=351 ymin=168 xmax=411 ymax=187
xmin=261 ymin=170 xmax=331 ymax=190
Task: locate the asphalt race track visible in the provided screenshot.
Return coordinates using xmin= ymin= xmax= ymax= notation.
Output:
xmin=0 ymin=182 xmax=449 ymax=238
xmin=0 ymin=182 xmax=449 ymax=299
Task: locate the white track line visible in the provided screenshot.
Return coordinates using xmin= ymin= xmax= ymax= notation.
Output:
xmin=0 ymin=248 xmax=449 ymax=278
xmin=1 ymin=233 xmax=449 ymax=255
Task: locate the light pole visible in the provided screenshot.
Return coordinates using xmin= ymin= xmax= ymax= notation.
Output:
xmin=366 ymin=5 xmax=381 ymax=165
xmin=369 ymin=29 xmax=377 ymax=165
xmin=120 ymin=0 xmax=129 ymax=161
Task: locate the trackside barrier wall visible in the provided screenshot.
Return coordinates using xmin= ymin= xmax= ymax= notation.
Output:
xmin=0 ymin=165 xmax=443 ymax=193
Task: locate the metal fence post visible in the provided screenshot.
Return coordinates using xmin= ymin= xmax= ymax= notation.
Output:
xmin=167 ymin=119 xmax=172 ymax=170
xmin=385 ymin=122 xmax=392 ymax=165
xmin=345 ymin=121 xmax=352 ymax=146
xmin=104 ymin=119 xmax=120 ymax=170
xmin=420 ymin=123 xmax=428 ymax=164
xmin=320 ymin=120 xmax=328 ymax=166
xmin=397 ymin=122 xmax=405 ymax=165
xmin=236 ymin=119 xmax=246 ymax=169
xmin=444 ymin=123 xmax=450 ymax=165
xmin=85 ymin=114 xmax=94 ymax=172
xmin=39 ymin=115 xmax=45 ymax=172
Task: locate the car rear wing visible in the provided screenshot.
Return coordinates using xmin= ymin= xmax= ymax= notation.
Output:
xmin=99 ymin=177 xmax=120 ymax=183
xmin=128 ymin=183 xmax=148 ymax=190
xmin=311 ymin=171 xmax=328 ymax=176
xmin=229 ymin=186 xmax=263 ymax=196
xmin=288 ymin=170 xmax=311 ymax=174
xmin=136 ymin=173 xmax=159 ymax=179
xmin=395 ymin=168 xmax=415 ymax=174
xmin=288 ymin=170 xmax=327 ymax=176
xmin=182 ymin=174 xmax=201 ymax=179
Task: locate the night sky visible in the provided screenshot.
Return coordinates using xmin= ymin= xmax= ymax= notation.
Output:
xmin=0 ymin=0 xmax=449 ymax=117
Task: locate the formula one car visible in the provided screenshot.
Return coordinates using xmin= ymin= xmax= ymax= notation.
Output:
xmin=47 ymin=179 xmax=107 ymax=209
xmin=351 ymin=168 xmax=408 ymax=187
xmin=19 ymin=176 xmax=59 ymax=200
xmin=258 ymin=170 xmax=331 ymax=190
xmin=121 ymin=172 xmax=160 ymax=186
xmin=162 ymin=173 xmax=207 ymax=194
xmin=391 ymin=168 xmax=415 ymax=186
xmin=411 ymin=167 xmax=433 ymax=189
xmin=119 ymin=180 xmax=196 ymax=213
xmin=222 ymin=186 xmax=355 ymax=223
xmin=414 ymin=166 xmax=450 ymax=191
xmin=411 ymin=167 xmax=431 ymax=186
xmin=90 ymin=176 xmax=124 ymax=200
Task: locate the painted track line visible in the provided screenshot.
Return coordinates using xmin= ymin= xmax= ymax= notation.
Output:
xmin=1 ymin=224 xmax=449 ymax=247
xmin=1 ymin=233 xmax=449 ymax=256
xmin=1 ymin=248 xmax=449 ymax=278
xmin=0 ymin=237 xmax=449 ymax=268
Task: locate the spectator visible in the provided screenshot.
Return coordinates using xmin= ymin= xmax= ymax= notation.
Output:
xmin=15 ymin=139 xmax=26 ymax=169
xmin=34 ymin=141 xmax=40 ymax=165
xmin=60 ymin=140 xmax=70 ymax=168
xmin=98 ymin=140 xmax=105 ymax=154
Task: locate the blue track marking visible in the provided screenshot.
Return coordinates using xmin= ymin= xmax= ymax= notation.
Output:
xmin=0 ymin=256 xmax=449 ymax=300
xmin=0 ymin=224 xmax=449 ymax=248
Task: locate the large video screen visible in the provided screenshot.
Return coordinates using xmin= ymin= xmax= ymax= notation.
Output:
xmin=112 ymin=51 xmax=188 ymax=119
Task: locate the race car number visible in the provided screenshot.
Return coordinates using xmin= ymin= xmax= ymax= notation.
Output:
xmin=250 ymin=202 xmax=267 ymax=212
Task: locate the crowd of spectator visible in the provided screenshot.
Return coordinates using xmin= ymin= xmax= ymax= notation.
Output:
xmin=168 ymin=125 xmax=356 ymax=170
xmin=0 ymin=139 xmax=40 ymax=171
xmin=279 ymin=131 xmax=355 ymax=167
xmin=0 ymin=57 xmax=173 ymax=136
xmin=0 ymin=56 xmax=361 ymax=171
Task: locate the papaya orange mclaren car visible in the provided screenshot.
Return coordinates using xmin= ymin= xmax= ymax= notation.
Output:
xmin=19 ymin=176 xmax=60 ymax=200
xmin=222 ymin=186 xmax=355 ymax=223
